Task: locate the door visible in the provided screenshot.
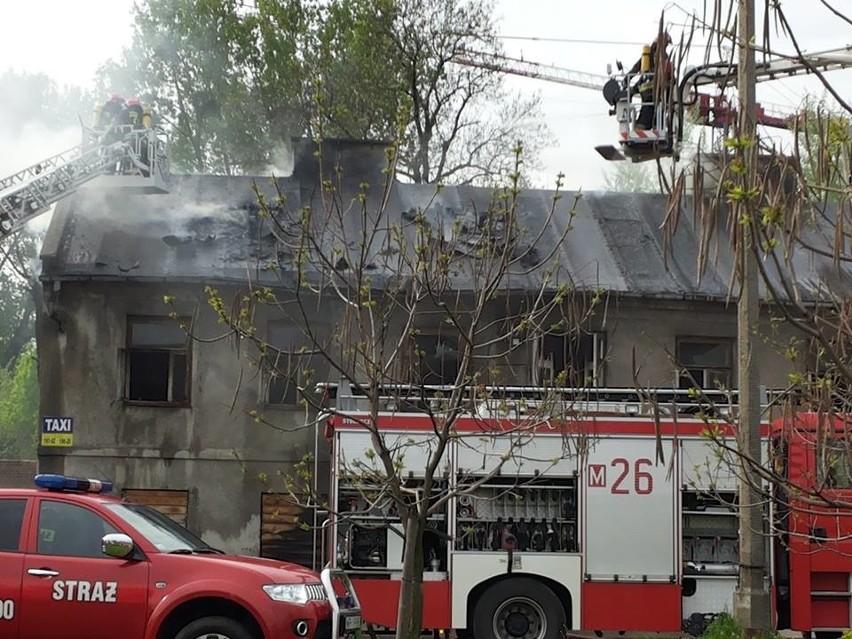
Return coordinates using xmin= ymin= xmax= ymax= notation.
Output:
xmin=0 ymin=497 xmax=29 ymax=638
xmin=18 ymin=498 xmax=149 ymax=639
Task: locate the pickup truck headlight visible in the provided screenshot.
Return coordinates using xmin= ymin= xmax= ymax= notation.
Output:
xmin=263 ymin=584 xmax=310 ymax=604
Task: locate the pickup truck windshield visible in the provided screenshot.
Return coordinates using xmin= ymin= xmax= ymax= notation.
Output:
xmin=105 ymin=503 xmax=217 ymax=553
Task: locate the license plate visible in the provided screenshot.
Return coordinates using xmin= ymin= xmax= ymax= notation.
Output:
xmin=344 ymin=615 xmax=362 ymax=630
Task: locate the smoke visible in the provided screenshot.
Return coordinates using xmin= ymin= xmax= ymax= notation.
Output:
xmin=264 ymin=141 xmax=294 ymax=178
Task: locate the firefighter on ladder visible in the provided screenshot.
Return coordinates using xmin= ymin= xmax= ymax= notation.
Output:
xmin=628 ymin=31 xmax=673 ymax=131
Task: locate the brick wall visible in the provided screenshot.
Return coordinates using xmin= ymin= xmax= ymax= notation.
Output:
xmin=0 ymin=459 xmax=37 ymax=488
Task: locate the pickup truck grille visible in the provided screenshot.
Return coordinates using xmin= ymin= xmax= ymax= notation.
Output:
xmin=306 ymin=583 xmax=327 ymax=601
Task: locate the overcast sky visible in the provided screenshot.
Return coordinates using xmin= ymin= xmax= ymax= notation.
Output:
xmin=1 ymin=0 xmax=851 ymax=191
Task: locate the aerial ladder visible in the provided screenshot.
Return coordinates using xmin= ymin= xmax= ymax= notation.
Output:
xmin=456 ymin=44 xmax=852 ymax=163
xmin=0 ymin=103 xmax=170 ymax=237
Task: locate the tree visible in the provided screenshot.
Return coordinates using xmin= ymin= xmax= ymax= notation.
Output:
xmin=0 ymin=341 xmax=39 ymax=459
xmin=100 ymin=0 xmax=269 ymax=173
xmin=102 ymin=0 xmax=550 ymax=185
xmin=387 ymin=0 xmax=549 ymax=185
xmin=186 ymin=140 xmax=595 ymax=639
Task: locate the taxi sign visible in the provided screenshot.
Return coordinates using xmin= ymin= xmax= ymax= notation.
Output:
xmin=41 ymin=416 xmax=74 ymax=447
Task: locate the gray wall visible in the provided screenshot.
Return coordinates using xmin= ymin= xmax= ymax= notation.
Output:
xmin=37 ymin=280 xmax=320 ymax=557
xmin=36 ymin=280 xmax=803 ymax=559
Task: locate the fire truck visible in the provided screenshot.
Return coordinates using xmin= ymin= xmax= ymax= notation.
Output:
xmin=0 ymin=97 xmax=170 ymax=238
xmin=319 ymin=382 xmax=852 ymax=638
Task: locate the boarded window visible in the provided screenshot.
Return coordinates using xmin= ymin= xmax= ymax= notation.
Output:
xmin=677 ymin=338 xmax=733 ymax=390
xmin=537 ymin=331 xmax=605 ymax=387
xmin=260 ymin=492 xmax=313 ymax=567
xmin=125 ymin=317 xmax=190 ymax=405
xmin=122 ymin=489 xmax=189 ymax=527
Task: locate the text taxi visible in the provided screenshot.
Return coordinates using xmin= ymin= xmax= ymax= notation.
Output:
xmin=0 ymin=474 xmax=362 ymax=639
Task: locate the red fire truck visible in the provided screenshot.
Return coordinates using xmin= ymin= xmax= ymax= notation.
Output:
xmin=320 ymin=383 xmax=852 ymax=638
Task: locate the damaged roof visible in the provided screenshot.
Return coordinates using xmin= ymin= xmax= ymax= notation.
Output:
xmin=39 ymin=141 xmax=852 ymax=302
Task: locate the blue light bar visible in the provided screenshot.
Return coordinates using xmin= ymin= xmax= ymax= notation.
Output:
xmin=34 ymin=474 xmax=113 ymax=494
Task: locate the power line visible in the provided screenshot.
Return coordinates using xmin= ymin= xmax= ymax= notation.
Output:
xmin=494 ymin=35 xmax=647 ymax=46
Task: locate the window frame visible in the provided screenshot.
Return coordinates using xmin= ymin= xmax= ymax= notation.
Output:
xmin=35 ymin=499 xmax=119 ymax=559
xmin=676 ymin=336 xmax=734 ymax=391
xmin=124 ymin=315 xmax=192 ymax=407
xmin=534 ymin=330 xmax=606 ymax=387
xmin=408 ymin=327 xmax=461 ymax=387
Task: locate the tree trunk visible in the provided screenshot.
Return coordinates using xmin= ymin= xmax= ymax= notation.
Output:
xmin=394 ymin=515 xmax=425 ymax=639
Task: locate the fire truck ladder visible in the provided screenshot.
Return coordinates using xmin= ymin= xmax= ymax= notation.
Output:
xmin=456 ymin=45 xmax=852 ymax=162
xmin=0 ymin=125 xmax=170 ymax=237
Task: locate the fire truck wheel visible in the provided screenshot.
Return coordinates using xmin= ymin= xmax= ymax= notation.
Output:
xmin=473 ymin=578 xmax=565 ymax=639
xmin=174 ymin=615 xmax=254 ymax=639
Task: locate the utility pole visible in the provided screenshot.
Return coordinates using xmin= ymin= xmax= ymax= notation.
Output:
xmin=733 ymin=0 xmax=771 ymax=634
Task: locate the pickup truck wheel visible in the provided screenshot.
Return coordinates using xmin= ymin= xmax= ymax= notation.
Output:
xmin=473 ymin=578 xmax=565 ymax=639
xmin=174 ymin=616 xmax=254 ymax=639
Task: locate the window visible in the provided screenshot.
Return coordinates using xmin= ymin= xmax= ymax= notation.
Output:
xmin=677 ymin=338 xmax=733 ymax=390
xmin=0 ymin=499 xmax=26 ymax=552
xmin=37 ymin=501 xmax=118 ymax=558
xmin=266 ymin=322 xmax=316 ymax=405
xmin=537 ymin=331 xmax=605 ymax=387
xmin=818 ymin=437 xmax=852 ymax=489
xmin=125 ymin=317 xmax=190 ymax=404
xmin=412 ymin=329 xmax=459 ymax=385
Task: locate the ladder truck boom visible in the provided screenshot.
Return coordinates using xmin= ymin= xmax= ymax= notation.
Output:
xmin=0 ymin=111 xmax=170 ymax=237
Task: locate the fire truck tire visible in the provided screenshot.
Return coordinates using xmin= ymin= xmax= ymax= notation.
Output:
xmin=473 ymin=578 xmax=565 ymax=639
xmin=173 ymin=615 xmax=254 ymax=639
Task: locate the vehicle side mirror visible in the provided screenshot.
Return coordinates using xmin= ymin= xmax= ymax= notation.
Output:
xmin=616 ymin=60 xmax=624 ymax=72
xmin=102 ymin=533 xmax=135 ymax=559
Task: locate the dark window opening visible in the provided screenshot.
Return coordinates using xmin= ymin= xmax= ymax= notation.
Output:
xmin=538 ymin=332 xmax=604 ymax=387
xmin=125 ymin=318 xmax=190 ymax=404
xmin=0 ymin=499 xmax=26 ymax=552
xmin=413 ymin=331 xmax=459 ymax=385
xmin=677 ymin=338 xmax=732 ymax=390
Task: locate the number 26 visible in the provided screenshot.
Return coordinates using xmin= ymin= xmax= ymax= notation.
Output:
xmin=611 ymin=457 xmax=654 ymax=495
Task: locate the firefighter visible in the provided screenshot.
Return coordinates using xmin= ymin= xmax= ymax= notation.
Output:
xmin=124 ymin=98 xmax=145 ymax=129
xmin=96 ymin=94 xmax=125 ymax=129
xmin=628 ymin=32 xmax=673 ymax=131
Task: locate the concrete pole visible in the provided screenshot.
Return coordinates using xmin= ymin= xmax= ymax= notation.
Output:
xmin=732 ymin=0 xmax=772 ymax=634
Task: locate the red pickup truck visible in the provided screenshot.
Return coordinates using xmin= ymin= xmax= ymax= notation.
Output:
xmin=0 ymin=474 xmax=361 ymax=639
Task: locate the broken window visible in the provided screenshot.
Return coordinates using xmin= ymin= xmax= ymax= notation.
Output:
xmin=412 ymin=329 xmax=460 ymax=386
xmin=536 ymin=331 xmax=605 ymax=387
xmin=266 ymin=322 xmax=316 ymax=405
xmin=677 ymin=338 xmax=732 ymax=390
xmin=125 ymin=317 xmax=190 ymax=405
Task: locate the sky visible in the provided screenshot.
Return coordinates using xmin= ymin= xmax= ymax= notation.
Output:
xmin=1 ymin=0 xmax=851 ymax=192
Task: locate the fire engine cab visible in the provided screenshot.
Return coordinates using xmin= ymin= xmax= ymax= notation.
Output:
xmin=0 ymin=474 xmax=362 ymax=639
xmin=321 ymin=383 xmax=852 ymax=638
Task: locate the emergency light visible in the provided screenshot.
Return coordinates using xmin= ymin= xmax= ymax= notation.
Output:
xmin=34 ymin=474 xmax=113 ymax=494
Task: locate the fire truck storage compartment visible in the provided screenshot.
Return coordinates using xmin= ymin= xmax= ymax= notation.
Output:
xmin=681 ymin=490 xmax=739 ymax=621
xmin=584 ymin=437 xmax=677 ymax=580
xmin=454 ymin=477 xmax=578 ymax=552
xmin=335 ymin=476 xmax=448 ymax=574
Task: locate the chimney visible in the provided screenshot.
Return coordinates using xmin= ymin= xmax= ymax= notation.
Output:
xmin=291 ymin=137 xmax=393 ymax=184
